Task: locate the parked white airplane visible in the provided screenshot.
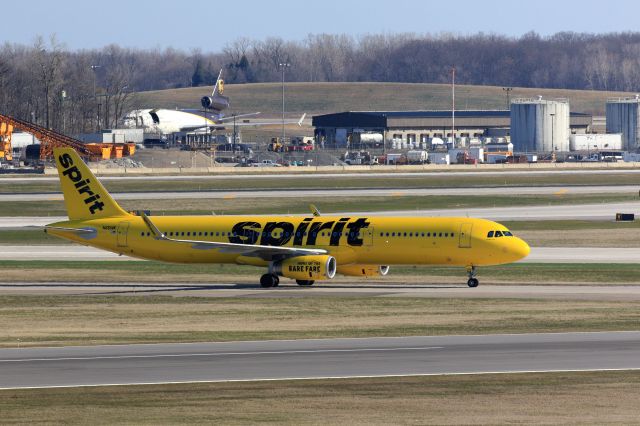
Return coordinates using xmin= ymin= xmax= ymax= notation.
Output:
xmin=122 ymin=70 xmax=304 ymax=134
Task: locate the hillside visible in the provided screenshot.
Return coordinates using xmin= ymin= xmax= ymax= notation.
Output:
xmin=132 ymin=82 xmax=633 ymax=117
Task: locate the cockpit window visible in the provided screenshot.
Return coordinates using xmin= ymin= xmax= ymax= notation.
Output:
xmin=503 ymin=231 xmax=513 ymax=236
xmin=494 ymin=230 xmax=503 ymax=237
xmin=487 ymin=231 xmax=494 ymax=238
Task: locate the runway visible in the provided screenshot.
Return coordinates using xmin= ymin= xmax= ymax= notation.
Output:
xmin=2 ymin=201 xmax=640 ymax=229
xmin=2 ymin=184 xmax=639 ymax=202
xmin=0 ymin=244 xmax=638 ymax=263
xmin=1 ymin=332 xmax=639 ymax=389
xmin=0 ymin=244 xmax=640 ymax=263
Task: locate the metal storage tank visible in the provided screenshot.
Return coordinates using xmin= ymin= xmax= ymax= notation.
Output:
xmin=606 ymin=96 xmax=640 ymax=151
xmin=511 ymin=98 xmax=570 ymax=152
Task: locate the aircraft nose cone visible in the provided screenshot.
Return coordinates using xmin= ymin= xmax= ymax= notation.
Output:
xmin=512 ymin=237 xmax=530 ymax=261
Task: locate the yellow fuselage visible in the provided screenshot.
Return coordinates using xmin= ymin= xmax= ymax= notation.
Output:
xmin=49 ymin=214 xmax=530 ymax=269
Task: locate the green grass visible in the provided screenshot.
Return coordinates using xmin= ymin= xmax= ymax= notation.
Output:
xmin=0 ymin=193 xmax=635 ymax=216
xmin=1 ymin=261 xmax=639 ymax=284
xmin=2 ymin=372 xmax=640 ymax=424
xmin=0 ymin=229 xmax=72 ymax=244
xmin=133 ymin=81 xmax=633 ymax=116
xmin=4 ymin=172 xmax=640 ymax=193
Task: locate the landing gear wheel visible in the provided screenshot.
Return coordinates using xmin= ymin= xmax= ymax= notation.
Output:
xmin=296 ymin=280 xmax=315 ymax=286
xmin=466 ymin=266 xmax=479 ymax=288
xmin=260 ymin=274 xmax=278 ymax=288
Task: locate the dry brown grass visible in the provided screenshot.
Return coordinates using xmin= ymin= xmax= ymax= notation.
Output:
xmin=134 ymin=81 xmax=631 ymax=116
xmin=1 ymin=296 xmax=639 ymax=347
xmin=2 ymin=372 xmax=639 ymax=424
xmin=518 ymin=228 xmax=640 ymax=247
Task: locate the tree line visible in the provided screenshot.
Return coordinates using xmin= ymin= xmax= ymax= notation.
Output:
xmin=2 ymin=32 xmax=640 ymax=135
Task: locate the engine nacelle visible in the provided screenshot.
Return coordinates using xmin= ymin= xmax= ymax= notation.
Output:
xmin=337 ymin=265 xmax=390 ymax=277
xmin=274 ymin=255 xmax=336 ymax=281
xmin=201 ymin=95 xmax=230 ymax=112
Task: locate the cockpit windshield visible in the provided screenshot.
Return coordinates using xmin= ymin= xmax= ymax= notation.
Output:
xmin=487 ymin=230 xmax=513 ymax=238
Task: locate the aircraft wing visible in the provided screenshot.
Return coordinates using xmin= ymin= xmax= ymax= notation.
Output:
xmin=140 ymin=213 xmax=326 ymax=261
xmin=232 ymin=113 xmax=307 ymax=127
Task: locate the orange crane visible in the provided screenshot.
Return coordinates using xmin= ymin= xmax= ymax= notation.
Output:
xmin=0 ymin=113 xmax=101 ymax=161
xmin=0 ymin=121 xmax=13 ymax=162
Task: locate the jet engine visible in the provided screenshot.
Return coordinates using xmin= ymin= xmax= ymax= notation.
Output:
xmin=337 ymin=265 xmax=390 ymax=277
xmin=201 ymin=95 xmax=230 ymax=112
xmin=274 ymin=255 xmax=336 ymax=281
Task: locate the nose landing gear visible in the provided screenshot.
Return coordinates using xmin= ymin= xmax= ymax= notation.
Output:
xmin=466 ymin=265 xmax=479 ymax=288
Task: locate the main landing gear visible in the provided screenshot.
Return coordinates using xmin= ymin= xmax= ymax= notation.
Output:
xmin=466 ymin=266 xmax=479 ymax=288
xmin=260 ymin=273 xmax=279 ymax=288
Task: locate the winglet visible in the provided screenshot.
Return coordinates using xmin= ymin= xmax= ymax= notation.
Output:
xmin=309 ymin=204 xmax=321 ymax=217
xmin=140 ymin=212 xmax=165 ymax=239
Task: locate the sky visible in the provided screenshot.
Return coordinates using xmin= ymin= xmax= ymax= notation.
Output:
xmin=2 ymin=0 xmax=640 ymax=52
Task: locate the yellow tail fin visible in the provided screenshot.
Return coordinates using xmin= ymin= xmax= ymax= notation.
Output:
xmin=54 ymin=148 xmax=130 ymax=220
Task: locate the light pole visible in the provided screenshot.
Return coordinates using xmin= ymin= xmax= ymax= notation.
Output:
xmin=278 ymin=62 xmax=290 ymax=145
xmin=549 ymin=112 xmax=555 ymax=161
xmin=91 ymin=65 xmax=101 ymax=130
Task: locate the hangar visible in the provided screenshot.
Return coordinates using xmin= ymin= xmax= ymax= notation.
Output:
xmin=312 ymin=110 xmax=592 ymax=148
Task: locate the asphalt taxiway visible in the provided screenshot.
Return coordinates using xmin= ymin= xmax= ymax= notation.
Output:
xmin=0 ymin=244 xmax=637 ymax=263
xmin=1 ymin=332 xmax=638 ymax=389
xmin=3 ymin=200 xmax=640 ymax=228
xmin=2 ymin=184 xmax=640 ymax=202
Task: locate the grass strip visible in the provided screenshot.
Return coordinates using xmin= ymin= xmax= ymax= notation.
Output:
xmin=0 ymin=261 xmax=638 ymax=284
xmin=2 ymin=371 xmax=639 ymax=425
xmin=0 ymin=193 xmax=635 ymax=216
xmin=1 ymin=295 xmax=639 ymax=347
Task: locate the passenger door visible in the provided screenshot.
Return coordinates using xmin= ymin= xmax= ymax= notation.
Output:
xmin=117 ymin=221 xmax=129 ymax=248
xmin=458 ymin=223 xmax=472 ymax=248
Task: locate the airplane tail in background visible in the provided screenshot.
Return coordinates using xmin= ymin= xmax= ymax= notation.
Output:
xmin=54 ymin=148 xmax=130 ymax=220
xmin=201 ymin=69 xmax=230 ymax=112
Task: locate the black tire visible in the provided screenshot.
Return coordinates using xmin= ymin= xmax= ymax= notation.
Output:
xmin=467 ymin=278 xmax=479 ymax=288
xmin=296 ymin=280 xmax=315 ymax=286
xmin=260 ymin=274 xmax=275 ymax=288
xmin=273 ymin=275 xmax=280 ymax=287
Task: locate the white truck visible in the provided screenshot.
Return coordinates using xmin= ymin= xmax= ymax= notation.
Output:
xmin=406 ymin=150 xmax=429 ymax=164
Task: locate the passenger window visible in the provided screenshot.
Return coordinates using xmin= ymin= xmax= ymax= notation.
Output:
xmin=487 ymin=231 xmax=494 ymax=238
xmin=439 ymin=233 xmax=442 ymax=237
xmin=385 ymin=232 xmax=389 ymax=237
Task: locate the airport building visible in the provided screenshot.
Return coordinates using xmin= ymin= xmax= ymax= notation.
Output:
xmin=312 ymin=110 xmax=592 ymax=150
xmin=510 ymin=98 xmax=571 ymax=152
xmin=606 ymin=97 xmax=640 ymax=151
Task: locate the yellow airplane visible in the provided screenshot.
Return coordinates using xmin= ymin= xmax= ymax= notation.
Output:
xmin=46 ymin=148 xmax=530 ymax=288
